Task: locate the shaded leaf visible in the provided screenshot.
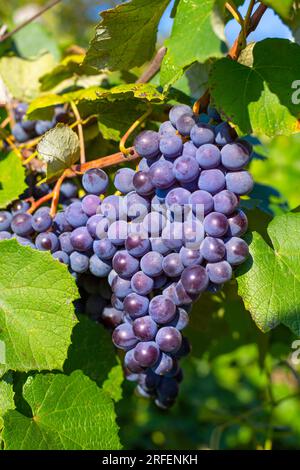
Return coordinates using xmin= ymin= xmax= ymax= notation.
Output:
xmin=0 ymin=151 xmax=27 ymax=209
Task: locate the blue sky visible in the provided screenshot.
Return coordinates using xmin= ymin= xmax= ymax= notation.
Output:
xmin=158 ymin=0 xmax=293 ymax=43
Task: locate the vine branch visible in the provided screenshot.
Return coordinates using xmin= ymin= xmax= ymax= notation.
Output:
xmin=0 ymin=0 xmax=62 ymax=42
xmin=70 ymin=101 xmax=86 ymax=164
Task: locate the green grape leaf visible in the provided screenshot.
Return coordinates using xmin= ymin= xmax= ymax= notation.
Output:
xmin=2 ymin=371 xmax=121 ymax=450
xmin=96 ymin=83 xmax=165 ymax=102
xmin=40 ymin=55 xmax=96 ymax=91
xmin=64 ymin=314 xmax=123 ymax=401
xmin=0 ymin=151 xmax=27 ymax=209
xmin=0 ymin=54 xmax=56 ymax=102
xmin=97 ymin=100 xmax=148 ymax=141
xmin=37 ymin=124 xmax=80 ymax=181
xmin=210 ymin=39 xmax=300 ymax=137
xmin=0 ymin=239 xmax=78 ymax=373
xmin=103 ymin=363 xmax=123 ymax=403
xmin=160 ymin=0 xmax=224 ymax=88
xmin=14 ymin=22 xmax=61 ymax=61
xmin=263 ymin=0 xmax=294 ymax=18
xmin=237 ymin=213 xmax=300 ymax=335
xmin=0 ymin=374 xmax=15 ymax=446
xmin=251 ymin=134 xmax=300 ymax=210
xmin=84 ymin=0 xmax=169 ymax=71
xmin=27 ymin=87 xmax=101 ymax=120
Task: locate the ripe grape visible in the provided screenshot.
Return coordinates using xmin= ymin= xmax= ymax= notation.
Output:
xmin=227 ymin=209 xmax=248 ymax=237
xmin=213 ymin=190 xmax=238 ymax=215
xmin=204 ymin=212 xmax=229 ymax=237
xmin=190 ymin=123 xmax=215 ymax=147
xmin=133 ymin=341 xmax=160 ymax=367
xmin=82 ymin=168 xmax=109 ymax=195
xmin=149 ymin=295 xmax=176 ymax=324
xmin=221 ymin=142 xmax=251 ymax=170
xmin=112 ymin=250 xmax=140 ymax=278
xmin=81 ymin=195 xmax=101 ymax=216
xmin=159 ymin=135 xmax=183 ymax=159
xmin=11 ymin=213 xmax=33 ymax=236
xmin=131 ymin=271 xmax=154 ymax=295
xmin=93 ymin=238 xmax=117 ymax=260
xmin=169 ymin=104 xmax=193 ymax=126
xmin=140 ymin=251 xmax=163 ymax=277
xmin=225 ymin=237 xmax=249 ymax=265
xmin=156 ymin=327 xmax=182 ymax=353
xmin=70 ymin=227 xmax=93 ymax=251
xmin=134 ymin=130 xmax=160 ymax=159
xmin=225 ymin=171 xmax=254 ymax=195
xmin=114 ymin=168 xmax=135 ymax=194
xmin=181 ymin=265 xmax=209 ymax=295
xmin=133 ymin=316 xmax=158 ymax=341
xmin=149 ymin=160 xmax=176 ymax=189
xmin=0 ymin=211 xmax=12 ymax=231
xmin=199 ymin=169 xmax=225 ymax=194
xmin=200 ymin=237 xmax=225 ymax=262
xmin=112 ymin=323 xmax=138 ymax=350
xmin=173 ymin=155 xmax=200 ymax=183
xmin=206 ymin=261 xmax=233 ymax=284
xmin=196 ymin=144 xmax=221 ymax=169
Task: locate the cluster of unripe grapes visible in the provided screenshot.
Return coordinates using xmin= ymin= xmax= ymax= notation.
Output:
xmin=11 ymin=102 xmax=69 ymax=143
xmin=0 ymin=103 xmax=253 ymax=408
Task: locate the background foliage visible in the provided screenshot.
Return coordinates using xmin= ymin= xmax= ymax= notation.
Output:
xmin=0 ymin=0 xmax=300 ymax=450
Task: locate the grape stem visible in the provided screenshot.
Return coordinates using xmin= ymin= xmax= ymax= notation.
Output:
xmin=136 ymin=47 xmax=167 ymax=84
xmin=70 ymin=101 xmax=86 ymax=164
xmin=28 ymin=148 xmax=140 ymax=216
xmin=0 ymin=0 xmax=62 ymax=42
xmin=119 ymin=107 xmax=152 ymax=156
xmin=225 ymin=2 xmax=244 ymax=25
xmin=193 ymin=1 xmax=268 ymax=114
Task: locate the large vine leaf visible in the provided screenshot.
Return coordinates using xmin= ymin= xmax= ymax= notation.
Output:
xmin=209 ymin=39 xmax=300 ymax=138
xmin=251 ymin=134 xmax=300 ymax=210
xmin=0 ymin=240 xmax=78 ymax=373
xmin=2 ymin=371 xmax=121 ymax=450
xmin=0 ymin=374 xmax=15 ymax=446
xmin=96 ymin=83 xmax=165 ymax=102
xmin=0 ymin=151 xmax=27 ymax=209
xmin=237 ymin=213 xmax=300 ymax=335
xmin=37 ymin=124 xmax=80 ymax=181
xmin=160 ymin=0 xmax=224 ymax=88
xmin=13 ymin=23 xmax=61 ymax=61
xmin=64 ymin=313 xmax=123 ymax=401
xmin=263 ymin=0 xmax=294 ymax=18
xmin=0 ymin=54 xmax=56 ymax=102
xmin=84 ymin=0 xmax=169 ymax=71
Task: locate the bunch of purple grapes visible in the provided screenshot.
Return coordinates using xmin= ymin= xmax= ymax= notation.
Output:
xmin=0 ymin=102 xmax=253 ymax=409
xmin=11 ymin=102 xmax=69 ymax=143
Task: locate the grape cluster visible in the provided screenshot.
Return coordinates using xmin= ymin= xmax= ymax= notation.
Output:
xmin=11 ymin=102 xmax=69 ymax=143
xmin=0 ymin=103 xmax=253 ymax=409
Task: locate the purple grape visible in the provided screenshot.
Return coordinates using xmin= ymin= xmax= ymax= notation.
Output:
xmin=183 ymin=219 xmax=205 ymax=249
xmin=107 ymin=220 xmax=128 ymax=246
xmin=123 ymin=293 xmax=149 ymax=319
xmin=111 ymin=294 xmax=124 ymax=311
xmin=60 ymin=182 xmax=78 ymax=200
xmin=101 ymin=306 xmax=124 ymax=329
xmin=173 ymin=155 xmax=200 ymax=183
xmin=93 ymin=238 xmax=117 ymax=260
xmin=150 ymin=237 xmax=170 ymax=255
xmin=131 ymin=271 xmax=154 ymax=295
xmin=82 ymin=168 xmax=108 ymax=195
xmin=221 ymin=142 xmax=251 ymax=170
xmin=86 ymin=214 xmax=105 ymax=238
xmin=152 ymin=353 xmax=174 ymax=375
xmin=162 ymin=253 xmax=184 ymax=277
xmin=159 ymin=121 xmax=177 ymax=136
xmin=134 ymin=130 xmax=160 ymax=159
xmin=125 ymin=191 xmax=150 ymax=220
xmin=124 ymin=349 xmax=144 ymax=373
xmin=108 ymin=269 xmax=118 ymax=287
xmin=112 ymin=275 xmax=132 ymax=298
xmin=225 ymin=171 xmax=254 ymax=195
xmin=112 ymin=323 xmax=138 ymax=351
xmin=169 ymin=308 xmax=189 ymax=330
xmin=182 ymin=141 xmax=197 ymax=158
xmin=35 ymin=232 xmax=58 ymax=252
xmin=149 ymin=295 xmax=176 ymax=324
xmin=175 ymin=113 xmax=197 ymax=136
xmin=70 ymin=227 xmax=93 ymax=251
xmin=213 ymin=190 xmax=238 ymax=215
xmin=189 ymin=190 xmax=214 ymax=217
xmin=82 ymin=195 xmax=101 ymax=216
xmin=11 ymin=200 xmax=30 ymax=215
xmin=140 ymin=251 xmax=163 ymax=277
xmin=199 ymin=169 xmax=225 ymax=195
xmin=89 ymin=254 xmax=111 ymax=277
xmin=133 ymin=341 xmax=160 ymax=367
xmin=133 ymin=316 xmax=158 ymax=341
xmin=31 ymin=210 xmax=52 ymax=232
xmin=133 ymin=171 xmax=154 ymax=196
xmin=174 ymin=281 xmax=194 ymax=306
xmin=0 ymin=231 xmax=11 ymax=240
xmin=11 ymin=213 xmax=33 ymax=236
xmin=65 ymin=202 xmax=88 ymax=228
xmin=206 ymin=261 xmax=232 ymax=284
xmin=0 ymin=211 xmax=12 ymax=231
xmin=112 ymin=250 xmax=140 ymax=278
xmin=179 ymin=246 xmax=202 ymax=267
xmin=114 ymin=168 xmax=135 ymax=194
xmin=215 ymin=122 xmax=236 ymax=145
xmin=196 ymin=144 xmax=221 ymax=169
xmin=190 ymin=123 xmax=215 ymax=147
xmin=225 ymin=237 xmax=249 ymax=265
xmin=69 ymin=251 xmax=89 ymax=273
xmin=204 ymin=212 xmax=229 ymax=237
xmin=165 ymin=188 xmax=191 ymax=209
xmin=35 ymin=120 xmax=53 ymax=135
xmin=153 ymin=274 xmax=168 ymax=289
xmin=162 ymin=222 xmax=184 ymax=250
xmin=149 ymin=160 xmax=176 ymax=189
xmin=169 ymin=104 xmax=193 ymax=126
xmin=200 ymin=237 xmax=225 ymax=262
xmin=181 ymin=265 xmax=209 ymax=294
xmin=156 ymin=327 xmax=182 ymax=353
xmin=227 ymin=210 xmax=248 ymax=237
xmin=125 ymin=232 xmax=150 ymax=257
xmin=157 ymin=377 xmax=179 ymax=406
xmin=100 ymin=195 xmax=125 ymax=220
xmin=159 ymin=135 xmax=183 ymax=159
xmin=12 ymin=123 xmax=30 ymax=142
xmin=52 ymin=251 xmax=69 ymax=265
xmin=13 ymin=235 xmax=35 ymax=248
xmin=53 ymin=212 xmax=72 ymax=233
xmin=142 ymin=212 xmax=166 ymax=237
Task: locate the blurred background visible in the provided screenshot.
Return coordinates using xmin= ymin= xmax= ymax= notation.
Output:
xmin=1 ymin=0 xmax=299 ymax=451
